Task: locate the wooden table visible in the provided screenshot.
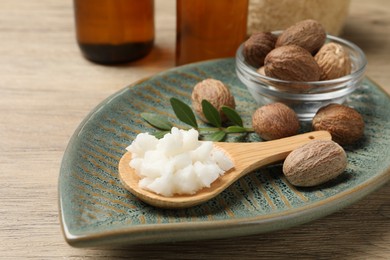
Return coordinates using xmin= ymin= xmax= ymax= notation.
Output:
xmin=1 ymin=0 xmax=389 ymax=258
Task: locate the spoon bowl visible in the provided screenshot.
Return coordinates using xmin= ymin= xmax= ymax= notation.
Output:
xmin=119 ymin=131 xmax=331 ymax=208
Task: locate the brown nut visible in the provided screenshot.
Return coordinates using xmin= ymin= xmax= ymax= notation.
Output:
xmin=243 ymin=32 xmax=277 ymax=68
xmin=252 ymin=102 xmax=300 ymax=140
xmin=312 ymin=103 xmax=365 ymax=145
xmin=276 ymin=19 xmax=326 ymax=54
xmin=283 ymin=140 xmax=347 ymax=187
xmin=314 ymin=42 xmax=352 ymax=80
xmin=191 ymin=78 xmax=235 ymax=123
xmin=264 ymin=45 xmax=321 ymax=83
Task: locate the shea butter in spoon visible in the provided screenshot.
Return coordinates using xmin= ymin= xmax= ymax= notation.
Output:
xmin=119 ymin=129 xmax=331 ymax=208
xmin=124 ymin=127 xmax=234 ymax=197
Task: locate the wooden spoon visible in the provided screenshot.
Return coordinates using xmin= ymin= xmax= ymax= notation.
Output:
xmin=118 ymin=131 xmax=331 ymax=208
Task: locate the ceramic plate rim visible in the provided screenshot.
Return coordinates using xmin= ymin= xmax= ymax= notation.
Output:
xmin=60 ymin=166 xmax=389 ymax=247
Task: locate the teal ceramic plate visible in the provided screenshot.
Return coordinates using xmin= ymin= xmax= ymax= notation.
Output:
xmin=59 ymin=59 xmax=390 ymax=247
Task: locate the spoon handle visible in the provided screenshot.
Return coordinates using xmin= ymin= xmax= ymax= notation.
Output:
xmin=214 ymin=131 xmax=331 ymax=179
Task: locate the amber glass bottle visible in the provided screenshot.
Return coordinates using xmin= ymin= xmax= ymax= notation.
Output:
xmin=176 ymin=0 xmax=248 ymax=66
xmin=74 ymin=0 xmax=154 ymax=64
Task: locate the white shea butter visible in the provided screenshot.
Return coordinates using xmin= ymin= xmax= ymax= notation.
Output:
xmin=126 ymin=127 xmax=234 ymax=197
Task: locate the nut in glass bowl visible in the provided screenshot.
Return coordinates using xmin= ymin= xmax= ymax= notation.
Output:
xmin=236 ymin=32 xmax=367 ymax=121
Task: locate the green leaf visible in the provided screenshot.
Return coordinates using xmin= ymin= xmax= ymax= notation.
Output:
xmin=201 ymin=100 xmax=221 ymax=127
xmin=141 ymin=113 xmax=173 ymax=130
xmin=152 ymin=130 xmax=170 ymax=139
xmin=225 ymin=126 xmax=247 ymax=133
xmin=170 ymin=98 xmax=198 ymax=128
xmin=202 ymin=131 xmax=226 ymax=141
xmin=221 ymin=106 xmax=243 ymax=127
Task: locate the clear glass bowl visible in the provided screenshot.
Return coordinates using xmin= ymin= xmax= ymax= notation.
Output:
xmin=235 ymin=32 xmax=367 ymax=121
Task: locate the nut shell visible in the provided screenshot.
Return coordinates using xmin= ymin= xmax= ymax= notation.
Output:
xmin=257 ymin=66 xmax=265 ymax=76
xmin=191 ymin=79 xmax=235 ymax=123
xmin=312 ymin=104 xmax=365 ymax=145
xmin=252 ymin=102 xmax=299 ymax=140
xmin=283 ymin=140 xmax=347 ymax=187
xmin=264 ymin=45 xmax=321 ymax=82
xmin=314 ymin=42 xmax=352 ymax=80
xmin=243 ymin=32 xmax=277 ymax=68
xmin=276 ymin=19 xmax=326 ymax=54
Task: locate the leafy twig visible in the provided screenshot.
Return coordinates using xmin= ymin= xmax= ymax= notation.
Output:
xmin=141 ymin=98 xmax=254 ymax=141
xmin=201 ymin=100 xmax=221 ymax=127
xmin=170 ymin=98 xmax=198 ymax=128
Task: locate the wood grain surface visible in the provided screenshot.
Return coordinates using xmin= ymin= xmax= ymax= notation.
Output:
xmin=1 ymin=0 xmax=389 ymax=259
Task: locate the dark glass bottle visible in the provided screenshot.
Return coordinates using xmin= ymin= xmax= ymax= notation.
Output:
xmin=176 ymin=0 xmax=248 ymax=65
xmin=74 ymin=0 xmax=154 ymax=64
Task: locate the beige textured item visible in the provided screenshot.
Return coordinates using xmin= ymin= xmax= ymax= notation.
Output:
xmin=283 ymin=140 xmax=347 ymax=187
xmin=275 ymin=19 xmax=326 ymax=54
xmin=257 ymin=66 xmax=265 ymax=75
xmin=252 ymin=102 xmax=300 ymax=140
xmin=264 ymin=45 xmax=321 ymax=82
xmin=312 ymin=103 xmax=365 ymax=145
xmin=247 ymin=0 xmax=351 ymax=36
xmin=191 ymin=78 xmax=235 ymax=123
xmin=314 ymin=42 xmax=352 ymax=80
